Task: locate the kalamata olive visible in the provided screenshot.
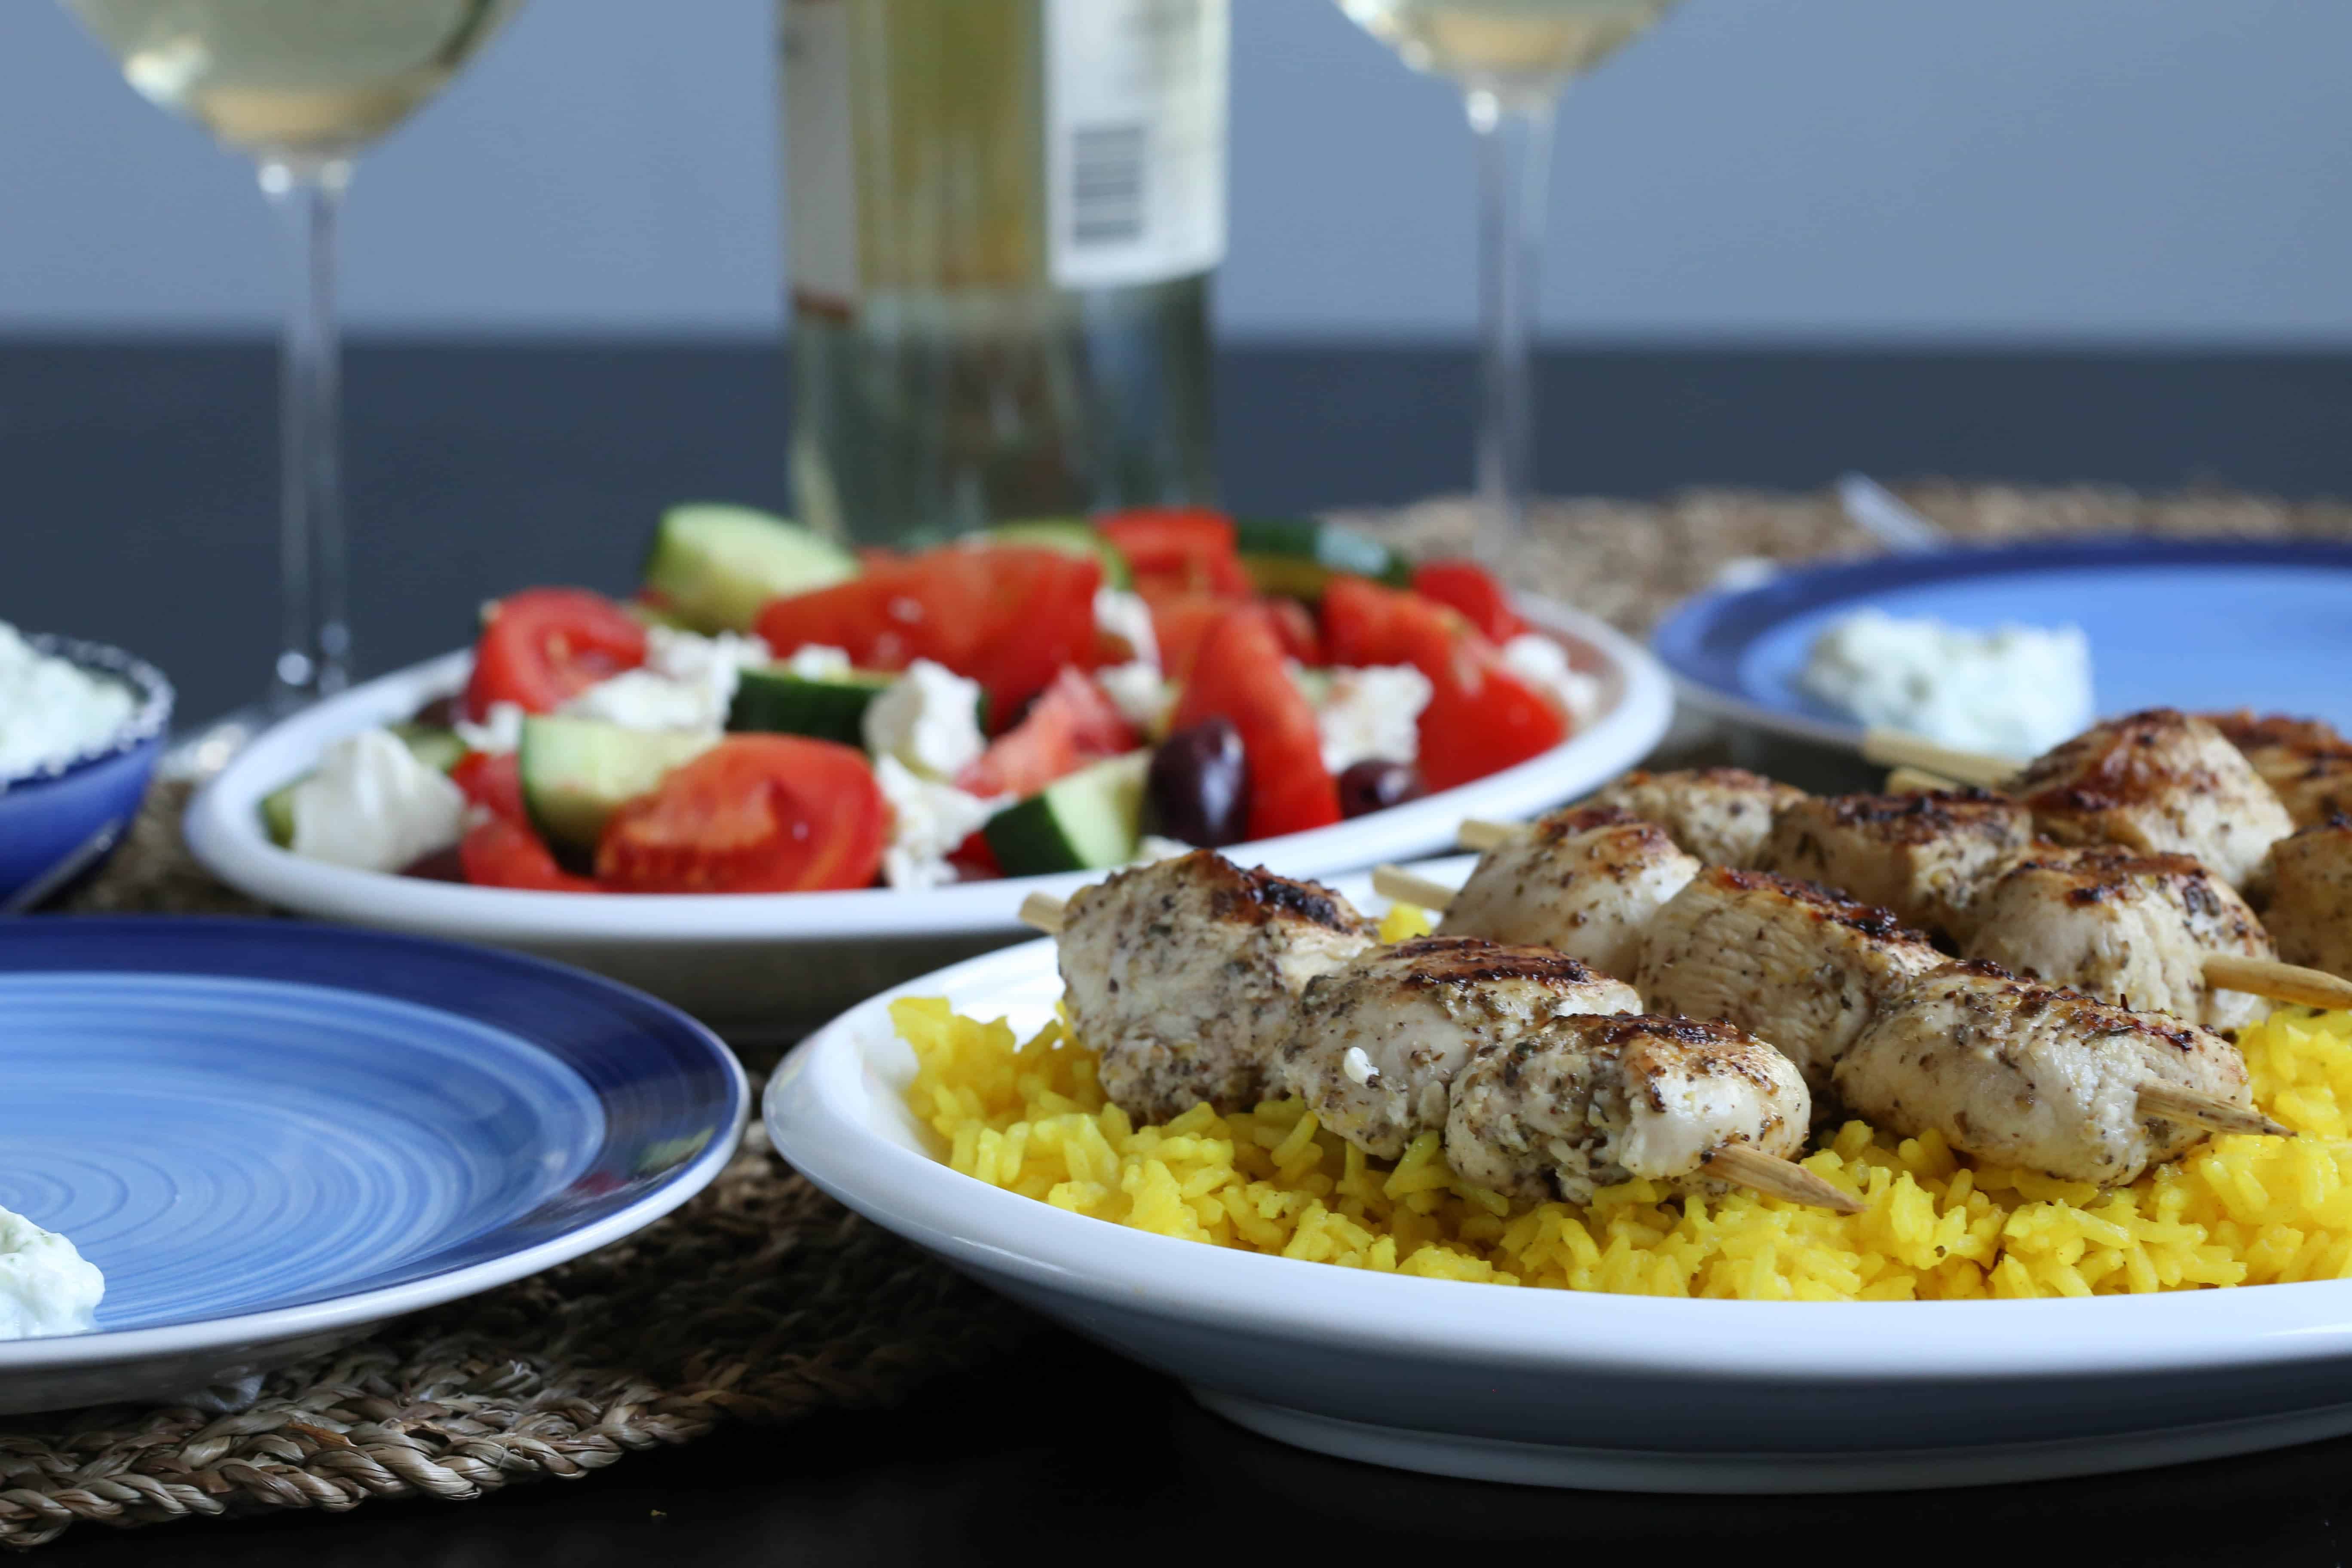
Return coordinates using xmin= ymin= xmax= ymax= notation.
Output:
xmin=1337 ymin=759 xmax=1424 ymax=819
xmin=1146 ymin=718 xmax=1250 ymax=848
xmin=411 ymin=693 xmax=464 ymax=729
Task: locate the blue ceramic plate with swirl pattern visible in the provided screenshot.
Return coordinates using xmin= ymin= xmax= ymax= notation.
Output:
xmin=0 ymin=919 xmax=747 ymax=1414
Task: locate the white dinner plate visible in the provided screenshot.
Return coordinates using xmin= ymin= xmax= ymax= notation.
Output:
xmin=186 ymin=597 xmax=1671 ymax=1041
xmin=766 ymin=864 xmax=2352 ymax=1495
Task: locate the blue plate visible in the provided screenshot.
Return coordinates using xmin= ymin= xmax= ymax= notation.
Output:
xmin=0 ymin=918 xmax=747 ymax=1415
xmin=1651 ymin=538 xmax=2352 ymax=748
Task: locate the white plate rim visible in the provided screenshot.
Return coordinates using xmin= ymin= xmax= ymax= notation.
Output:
xmin=183 ymin=595 xmax=1673 ymax=944
xmin=765 ymin=887 xmax=2352 ymax=1390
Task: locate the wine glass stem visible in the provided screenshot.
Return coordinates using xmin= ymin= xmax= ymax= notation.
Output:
xmin=1465 ymin=88 xmax=1558 ymax=564
xmin=260 ymin=156 xmax=354 ymax=711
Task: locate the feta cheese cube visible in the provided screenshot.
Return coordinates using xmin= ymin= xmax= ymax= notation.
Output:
xmin=874 ymin=755 xmax=996 ymax=889
xmin=289 ymin=728 xmax=467 ymax=873
xmin=781 ymin=643 xmax=854 ymax=680
xmin=863 ymin=658 xmax=986 ymax=781
xmin=454 ymin=699 xmax=525 ymax=756
xmin=557 ymin=626 xmax=773 ymax=735
xmin=1093 ymin=588 xmax=1159 ymax=668
xmin=1500 ymin=633 xmax=1602 ymax=727
xmin=1096 ymin=660 xmax=1174 ymax=735
xmin=1315 ymin=665 xmax=1432 ymax=775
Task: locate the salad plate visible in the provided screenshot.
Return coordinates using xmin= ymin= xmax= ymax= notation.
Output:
xmin=1652 ymin=537 xmax=2352 ymax=751
xmin=186 ymin=594 xmax=1671 ymax=1041
xmin=767 ymin=866 xmax=2352 ymax=1494
xmin=0 ymin=919 xmax=744 ymax=1415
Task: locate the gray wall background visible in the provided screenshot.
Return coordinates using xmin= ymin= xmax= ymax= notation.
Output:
xmin=2 ymin=0 xmax=2347 ymax=342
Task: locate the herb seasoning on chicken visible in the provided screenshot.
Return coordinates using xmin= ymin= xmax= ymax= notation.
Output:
xmin=1438 ymin=805 xmax=1700 ymax=977
xmin=1057 ymin=850 xmax=1374 ymax=1124
xmin=1444 ymin=1015 xmax=1811 ymax=1204
xmin=1754 ymin=788 xmax=2034 ymax=943
xmin=2206 ymin=711 xmax=2352 ymax=831
xmin=1584 ymin=767 xmax=1806 ymax=869
xmin=1273 ymin=936 xmax=1641 ymax=1159
xmin=1834 ymin=960 xmax=2258 ymax=1186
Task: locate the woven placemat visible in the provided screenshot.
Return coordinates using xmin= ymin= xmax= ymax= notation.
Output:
xmin=17 ymin=482 xmax=2350 ymax=1549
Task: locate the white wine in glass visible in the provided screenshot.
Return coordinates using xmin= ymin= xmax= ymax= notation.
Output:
xmin=1335 ymin=0 xmax=1678 ymax=559
xmin=63 ymin=0 xmax=526 ymax=769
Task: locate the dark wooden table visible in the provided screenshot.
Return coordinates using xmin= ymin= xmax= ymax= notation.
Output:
xmin=14 ymin=343 xmax=2352 ymax=1563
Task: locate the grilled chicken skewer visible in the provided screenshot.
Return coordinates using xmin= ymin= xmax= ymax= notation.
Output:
xmin=1374 ymin=863 xmax=2283 ymax=1146
xmin=1024 ymin=874 xmax=1857 ymax=1211
xmin=2264 ymin=820 xmax=2352 ymax=980
xmin=1583 ymin=768 xmax=1807 ymax=868
xmin=2207 ymin=712 xmax=2352 ymax=830
xmin=1864 ymin=708 xmax=2295 ymax=892
xmin=1835 ymin=961 xmax=2282 ymax=1185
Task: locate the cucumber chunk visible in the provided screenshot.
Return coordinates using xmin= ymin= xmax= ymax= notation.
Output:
xmin=728 ymin=666 xmax=989 ymax=746
xmin=983 ymin=749 xmax=1150 ymax=875
xmin=518 ymin=715 xmax=716 ymax=853
xmin=261 ymin=723 xmax=465 ymax=847
xmin=641 ymin=502 xmax=857 ymax=633
xmin=1234 ymin=516 xmax=1411 ymax=598
xmin=984 ymin=519 xmax=1133 ymax=589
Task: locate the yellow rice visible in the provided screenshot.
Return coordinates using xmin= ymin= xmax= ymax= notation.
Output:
xmin=900 ymin=904 xmax=2352 ymax=1301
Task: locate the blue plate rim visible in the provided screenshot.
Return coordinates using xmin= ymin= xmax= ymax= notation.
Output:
xmin=1649 ymin=536 xmax=2352 ymax=749
xmin=0 ymin=916 xmax=749 ymax=1371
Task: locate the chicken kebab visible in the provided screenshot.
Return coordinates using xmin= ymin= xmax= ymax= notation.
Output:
xmin=1381 ymin=811 xmax=2287 ymax=1186
xmin=1022 ymin=851 xmax=1852 ymax=1213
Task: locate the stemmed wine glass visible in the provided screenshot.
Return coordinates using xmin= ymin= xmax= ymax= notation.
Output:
xmin=1334 ymin=0 xmax=1679 ymax=561
xmin=61 ymin=0 xmax=527 ymax=772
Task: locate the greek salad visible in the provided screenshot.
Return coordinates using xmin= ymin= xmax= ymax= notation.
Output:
xmin=264 ymin=505 xmax=1599 ymax=894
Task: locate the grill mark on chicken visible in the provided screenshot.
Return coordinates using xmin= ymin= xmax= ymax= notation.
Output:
xmin=1437 ymin=805 xmax=1701 ymax=977
xmin=1210 ymin=863 xmax=1361 ymax=931
xmin=1755 ymin=789 xmax=2034 ymax=942
xmin=2208 ymin=712 xmax=2352 ymax=831
xmin=1383 ymin=935 xmax=1611 ymax=990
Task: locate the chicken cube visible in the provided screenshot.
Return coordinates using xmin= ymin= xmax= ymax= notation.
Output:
xmin=1635 ymin=867 xmax=1945 ymax=1102
xmin=1445 ymin=1015 xmax=1811 ymax=1204
xmin=1963 ymin=845 xmax=2275 ymax=1034
xmin=1754 ymin=788 xmax=2034 ymax=941
xmin=1059 ymin=850 xmax=1375 ymax=1124
xmin=1273 ymin=936 xmax=1642 ymax=1159
xmin=1832 ymin=960 xmax=2255 ymax=1185
xmin=2264 ymin=821 xmax=2352 ymax=980
xmin=1438 ymin=805 xmax=1701 ymax=977
xmin=1585 ymin=767 xmax=1807 ymax=868
xmin=2206 ymin=711 xmax=2352 ymax=830
xmin=2013 ymin=708 xmax=2294 ymax=893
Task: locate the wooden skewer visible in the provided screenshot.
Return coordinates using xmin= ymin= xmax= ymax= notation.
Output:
xmin=1859 ymin=727 xmax=2021 ymax=789
xmin=1700 ymin=1142 xmax=1866 ymax=1214
xmin=1019 ymin=891 xmax=1067 ymax=935
xmin=1371 ymin=865 xmax=1459 ymax=912
xmin=1884 ymin=764 xmax=1969 ymax=794
xmin=2203 ymin=954 xmax=2352 ymax=1013
xmin=2137 ymin=1080 xmax=2294 ymax=1139
xmin=1456 ymin=818 xmax=1521 ymax=852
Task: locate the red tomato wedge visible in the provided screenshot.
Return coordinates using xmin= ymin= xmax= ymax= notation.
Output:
xmin=1139 ymin=589 xmax=1232 ymax=684
xmin=1323 ymin=576 xmax=1567 ymax=793
xmin=596 ymin=735 xmax=886 ymax=894
xmin=756 ymin=547 xmax=1100 ymax=724
xmin=1266 ymin=596 xmax=1323 ymax=666
xmin=462 ymin=588 xmax=648 ymax=720
xmin=1411 ymin=559 xmax=1526 ymax=643
xmin=459 ymin=818 xmax=600 ymax=892
xmin=1097 ymin=508 xmax=1252 ymax=598
xmin=449 ymin=750 xmax=527 ymax=827
xmin=958 ymin=668 xmax=1138 ymax=799
xmin=1170 ymin=606 xmax=1340 ymax=839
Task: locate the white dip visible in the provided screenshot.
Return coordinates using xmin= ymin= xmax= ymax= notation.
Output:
xmin=0 ymin=1207 xmax=104 ymax=1340
xmin=0 ymin=622 xmax=137 ymax=785
xmin=1799 ymin=609 xmax=2094 ymax=757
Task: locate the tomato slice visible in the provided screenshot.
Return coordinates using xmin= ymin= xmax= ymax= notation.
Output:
xmin=958 ymin=668 xmax=1138 ymax=799
xmin=1170 ymin=606 xmax=1340 ymax=839
xmin=1323 ymin=576 xmax=1567 ymax=793
xmin=462 ymin=588 xmax=648 ymax=720
xmin=1411 ymin=559 xmax=1526 ymax=644
xmin=449 ymin=750 xmax=527 ymax=826
xmin=459 ymin=818 xmax=600 ymax=891
xmin=1265 ymin=597 xmax=1323 ymax=666
xmin=756 ymin=547 xmax=1100 ymax=723
xmin=1139 ymin=589 xmax=1235 ymax=685
xmin=596 ymin=735 xmax=886 ymax=893
xmin=1097 ymin=508 xmax=1251 ymax=598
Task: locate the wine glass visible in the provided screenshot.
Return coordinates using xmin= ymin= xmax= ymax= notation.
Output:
xmin=61 ymin=0 xmax=527 ymax=772
xmin=1334 ymin=0 xmax=1679 ymax=561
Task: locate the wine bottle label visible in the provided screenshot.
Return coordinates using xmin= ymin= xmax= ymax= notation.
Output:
xmin=781 ymin=0 xmax=859 ymax=318
xmin=1043 ymin=0 xmax=1228 ymax=291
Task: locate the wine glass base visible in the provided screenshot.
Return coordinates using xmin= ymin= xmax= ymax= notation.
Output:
xmin=160 ymin=700 xmax=302 ymax=784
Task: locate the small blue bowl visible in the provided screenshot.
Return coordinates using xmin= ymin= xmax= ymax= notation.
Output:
xmin=0 ymin=637 xmax=175 ymax=909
